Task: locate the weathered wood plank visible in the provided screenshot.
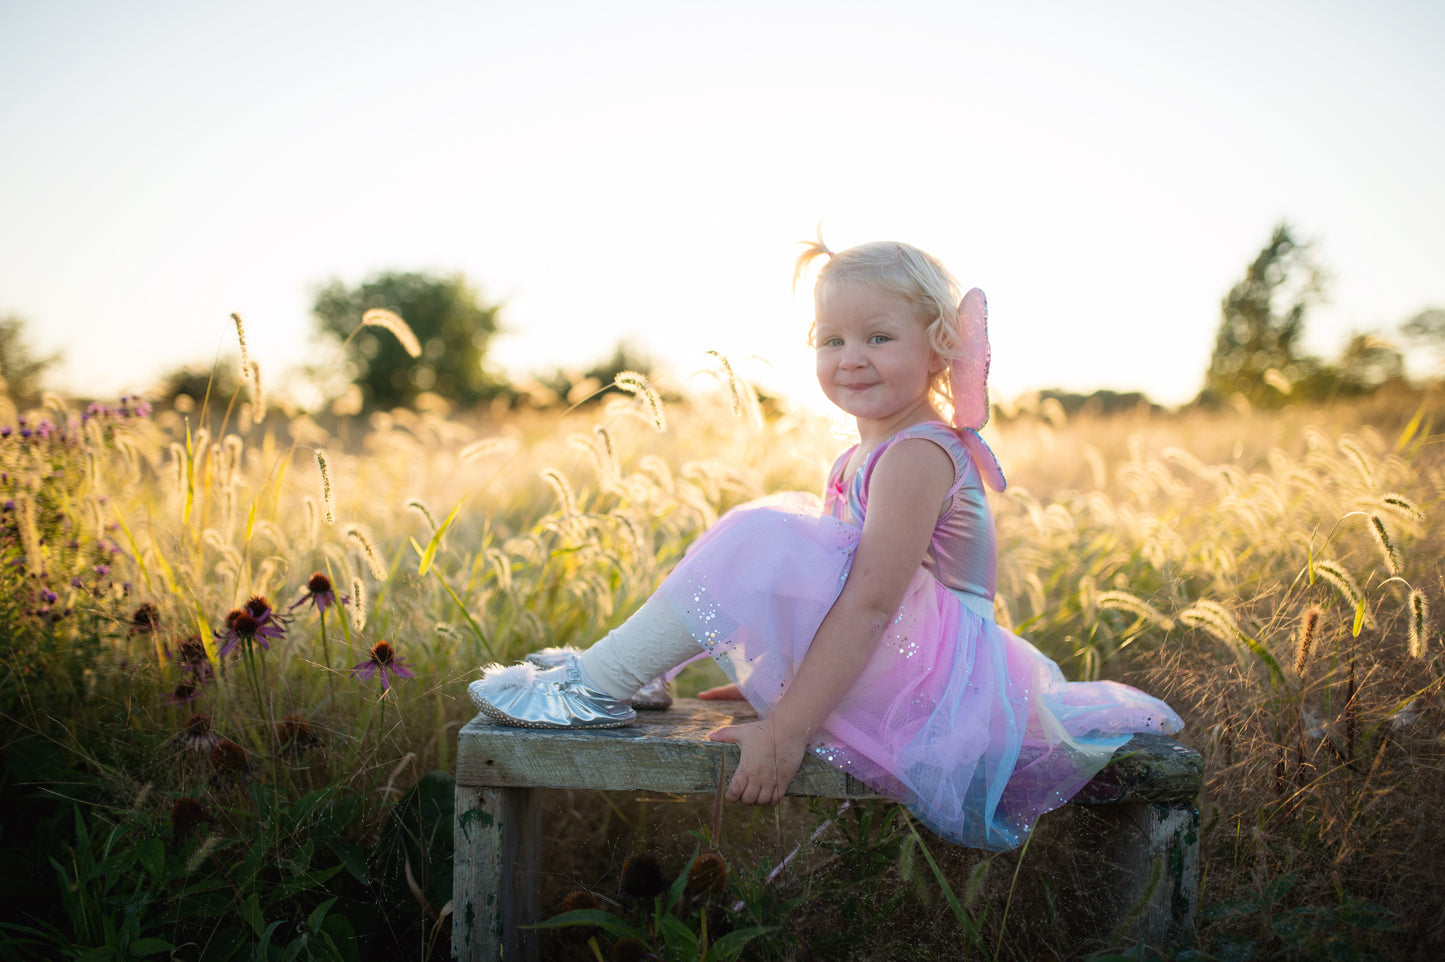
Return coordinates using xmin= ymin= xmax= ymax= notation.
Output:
xmin=455 ymin=699 xmax=1202 ymax=803
xmin=452 ymin=784 xmax=539 ymax=962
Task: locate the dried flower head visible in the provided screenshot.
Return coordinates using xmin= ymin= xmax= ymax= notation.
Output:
xmin=129 ymin=602 xmax=160 ymax=635
xmin=276 ymin=713 xmax=321 ymax=752
xmin=611 ymin=938 xmax=647 ymax=962
xmin=619 ymin=853 xmax=667 ymax=901
xmin=171 ymin=635 xmax=214 ymax=682
xmin=209 ymin=739 xmax=249 ymax=778
xmin=557 ymin=890 xmax=601 ymax=943
xmin=686 ymin=852 xmax=729 ymax=898
xmin=351 ymin=641 xmax=414 ymax=690
xmin=165 ymin=680 xmax=201 ymax=706
xmin=170 ymin=797 xmax=210 ymax=842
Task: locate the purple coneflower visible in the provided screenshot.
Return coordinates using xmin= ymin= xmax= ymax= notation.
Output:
xmin=179 ymin=713 xmax=219 ymax=751
xmin=351 ymin=641 xmax=415 ymax=690
xmin=289 ymin=572 xmax=345 ymax=614
xmin=217 ymin=597 xmax=288 ymax=657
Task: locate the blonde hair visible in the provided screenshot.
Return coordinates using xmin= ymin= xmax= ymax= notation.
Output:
xmin=795 ymin=232 xmax=964 ymax=413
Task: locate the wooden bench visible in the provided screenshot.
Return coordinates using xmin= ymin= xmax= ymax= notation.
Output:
xmin=452 ymin=699 xmax=1203 ymax=961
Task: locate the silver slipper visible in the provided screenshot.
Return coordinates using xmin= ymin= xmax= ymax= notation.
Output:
xmin=525 ymin=645 xmax=673 ymax=711
xmin=469 ymin=658 xmax=636 ymax=729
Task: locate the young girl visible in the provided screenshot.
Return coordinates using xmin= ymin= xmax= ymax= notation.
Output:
xmin=470 ymin=237 xmax=1182 ymax=851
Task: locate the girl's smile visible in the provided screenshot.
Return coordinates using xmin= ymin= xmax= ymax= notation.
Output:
xmin=814 ymin=283 xmax=943 ymax=434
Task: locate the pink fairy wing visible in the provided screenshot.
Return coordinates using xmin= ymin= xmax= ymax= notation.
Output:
xmin=949 ymin=288 xmax=990 ymax=432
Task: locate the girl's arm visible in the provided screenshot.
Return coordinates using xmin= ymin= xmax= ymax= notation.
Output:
xmin=709 ymin=437 xmax=957 ymax=804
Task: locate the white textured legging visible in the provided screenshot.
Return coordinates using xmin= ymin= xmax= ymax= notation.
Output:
xmin=575 ymin=595 xmax=702 ymax=699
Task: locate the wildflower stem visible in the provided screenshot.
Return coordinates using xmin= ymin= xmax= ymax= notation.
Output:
xmin=319 ymin=609 xmax=334 ymax=698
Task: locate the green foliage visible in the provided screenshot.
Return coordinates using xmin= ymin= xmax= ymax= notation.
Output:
xmin=533 ymin=849 xmax=775 ymax=962
xmin=311 ymin=271 xmax=505 ymax=410
xmin=0 ymin=314 xmax=60 ymax=407
xmin=1202 ymin=224 xmax=1327 ymax=407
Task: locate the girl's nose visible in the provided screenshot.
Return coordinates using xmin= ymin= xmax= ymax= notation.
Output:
xmin=840 ymin=345 xmax=867 ymax=368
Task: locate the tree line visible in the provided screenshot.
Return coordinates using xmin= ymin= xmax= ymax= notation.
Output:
xmin=1 ymin=224 xmax=1439 ymax=413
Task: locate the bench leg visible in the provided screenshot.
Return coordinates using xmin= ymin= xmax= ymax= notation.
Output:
xmin=453 ymin=784 xmax=540 ymax=962
xmin=1087 ymin=801 xmax=1200 ymax=951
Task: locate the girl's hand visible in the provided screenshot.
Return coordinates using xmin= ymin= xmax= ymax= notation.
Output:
xmin=708 ymin=719 xmax=808 ymax=805
xmin=697 ymin=683 xmax=745 ymax=700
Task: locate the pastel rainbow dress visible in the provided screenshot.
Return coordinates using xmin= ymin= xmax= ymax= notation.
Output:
xmin=656 ymin=421 xmax=1182 ymax=850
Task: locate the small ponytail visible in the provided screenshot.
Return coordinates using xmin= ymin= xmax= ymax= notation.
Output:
xmin=793 ymin=225 xmax=833 ymax=291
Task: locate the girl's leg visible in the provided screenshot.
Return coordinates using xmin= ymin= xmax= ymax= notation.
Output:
xmin=575 ymin=594 xmax=699 ymax=700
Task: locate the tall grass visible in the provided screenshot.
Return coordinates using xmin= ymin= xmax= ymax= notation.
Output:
xmin=1 ymin=367 xmax=1441 ymax=959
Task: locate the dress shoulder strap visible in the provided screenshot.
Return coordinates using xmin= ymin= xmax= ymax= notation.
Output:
xmin=861 ymin=422 xmax=1006 ymax=497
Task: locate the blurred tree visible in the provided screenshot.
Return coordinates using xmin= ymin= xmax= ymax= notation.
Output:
xmin=1333 ymin=334 xmax=1405 ymax=394
xmin=517 ymin=340 xmax=658 ymax=409
xmin=1201 ymin=224 xmax=1328 ymax=406
xmin=0 ymin=314 xmax=61 ymax=406
xmin=311 ymin=272 xmax=506 ymax=410
xmin=1401 ymin=307 xmax=1445 ymax=373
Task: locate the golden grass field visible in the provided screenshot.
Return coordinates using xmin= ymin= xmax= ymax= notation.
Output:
xmin=1 ymin=366 xmax=1440 ymax=960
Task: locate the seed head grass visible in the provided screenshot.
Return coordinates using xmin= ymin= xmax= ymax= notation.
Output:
xmin=4 ymin=369 xmax=1442 ymax=958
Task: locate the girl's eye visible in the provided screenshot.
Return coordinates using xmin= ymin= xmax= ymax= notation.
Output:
xmin=869 ymin=334 xmax=890 ymax=345
xmin=823 ymin=337 xmax=843 ymax=348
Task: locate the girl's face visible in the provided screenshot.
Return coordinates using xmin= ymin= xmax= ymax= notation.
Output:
xmin=814 ymin=283 xmax=942 ymax=429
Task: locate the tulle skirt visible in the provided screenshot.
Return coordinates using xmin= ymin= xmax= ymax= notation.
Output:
xmin=656 ymin=494 xmax=1183 ymax=851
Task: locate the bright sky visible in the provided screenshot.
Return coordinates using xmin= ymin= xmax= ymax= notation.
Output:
xmin=2 ymin=0 xmax=1442 ymax=410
